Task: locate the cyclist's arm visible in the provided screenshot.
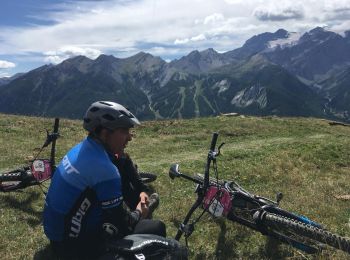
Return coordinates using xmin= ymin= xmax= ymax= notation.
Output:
xmin=95 ymin=173 xmax=142 ymax=238
xmin=118 ymin=155 xmax=150 ymax=193
xmin=101 ymin=200 xmax=141 ymax=237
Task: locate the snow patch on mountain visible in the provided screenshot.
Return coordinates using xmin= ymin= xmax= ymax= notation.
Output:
xmin=231 ymin=84 xmax=267 ymax=108
xmin=268 ymin=32 xmax=302 ymax=49
xmin=213 ymin=79 xmax=230 ymax=93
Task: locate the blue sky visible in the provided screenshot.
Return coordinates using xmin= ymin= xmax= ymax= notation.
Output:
xmin=1 ymin=0 xmax=60 ymax=26
xmin=1 ymin=0 xmax=350 ymax=77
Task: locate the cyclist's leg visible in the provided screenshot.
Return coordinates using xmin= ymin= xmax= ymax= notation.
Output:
xmin=133 ymin=219 xmax=166 ymax=237
xmin=122 ymin=182 xmax=141 ymax=210
xmin=50 ymin=236 xmax=104 ymax=260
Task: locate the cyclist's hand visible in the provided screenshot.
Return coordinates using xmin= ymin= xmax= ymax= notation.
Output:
xmin=136 ymin=200 xmax=149 ymax=219
xmin=140 ymin=192 xmax=149 ymax=206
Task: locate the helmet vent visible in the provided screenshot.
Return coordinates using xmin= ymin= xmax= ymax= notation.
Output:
xmin=102 ymin=114 xmax=115 ymax=121
xmin=100 ymin=101 xmax=113 ymax=106
xmin=119 ymin=110 xmax=133 ymax=118
xmin=90 ymin=107 xmax=99 ymax=112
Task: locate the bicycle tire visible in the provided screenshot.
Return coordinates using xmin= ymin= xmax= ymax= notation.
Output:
xmin=0 ymin=169 xmax=26 ymax=182
xmin=139 ymin=172 xmax=157 ymax=183
xmin=262 ymin=212 xmax=350 ymax=254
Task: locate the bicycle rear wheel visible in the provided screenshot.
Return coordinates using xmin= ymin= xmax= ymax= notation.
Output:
xmin=0 ymin=167 xmax=35 ymax=192
xmin=0 ymin=168 xmax=26 ymax=182
xmin=0 ymin=170 xmax=23 ymax=192
xmin=261 ymin=212 xmax=350 ymax=254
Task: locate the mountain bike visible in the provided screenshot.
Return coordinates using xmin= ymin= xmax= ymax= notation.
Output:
xmin=0 ymin=118 xmax=157 ymax=193
xmin=169 ymin=133 xmax=350 ymax=255
xmin=0 ymin=118 xmax=60 ymax=192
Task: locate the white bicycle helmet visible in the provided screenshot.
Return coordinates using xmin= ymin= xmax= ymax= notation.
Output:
xmin=83 ymin=101 xmax=140 ymax=132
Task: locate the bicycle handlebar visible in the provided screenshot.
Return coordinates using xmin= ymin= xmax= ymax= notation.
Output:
xmin=49 ymin=118 xmax=60 ymax=171
xmin=168 ymin=164 xmax=203 ymax=185
xmin=209 ymin=132 xmax=218 ymax=152
xmin=204 ymin=132 xmax=218 ymax=192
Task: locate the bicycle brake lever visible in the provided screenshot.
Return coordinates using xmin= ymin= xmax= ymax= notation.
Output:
xmin=42 ymin=130 xmax=61 ymax=148
xmin=217 ymin=142 xmax=225 ymax=156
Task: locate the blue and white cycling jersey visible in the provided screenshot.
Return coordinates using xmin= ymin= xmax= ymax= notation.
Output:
xmin=43 ymin=137 xmax=123 ymax=242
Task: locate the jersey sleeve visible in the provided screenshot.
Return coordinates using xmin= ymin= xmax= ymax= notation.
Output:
xmin=92 ymin=163 xmax=141 ymax=237
xmin=94 ymin=178 xmax=123 ymax=209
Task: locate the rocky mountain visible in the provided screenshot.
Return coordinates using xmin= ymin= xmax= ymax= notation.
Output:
xmin=263 ymin=27 xmax=350 ymax=83
xmin=0 ymin=27 xmax=349 ymax=122
xmin=0 ymin=78 xmax=9 ymax=86
xmin=224 ymin=29 xmax=289 ymax=60
xmin=0 ymin=73 xmax=25 ymax=87
xmin=317 ymin=66 xmax=350 ymax=120
xmin=169 ymin=48 xmax=236 ymax=74
xmin=0 ymin=54 xmax=158 ymax=119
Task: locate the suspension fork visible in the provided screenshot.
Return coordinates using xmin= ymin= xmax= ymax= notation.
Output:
xmin=175 ymin=191 xmax=205 ymax=241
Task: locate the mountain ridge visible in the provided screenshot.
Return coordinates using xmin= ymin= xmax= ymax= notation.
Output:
xmin=0 ymin=27 xmax=349 ymax=122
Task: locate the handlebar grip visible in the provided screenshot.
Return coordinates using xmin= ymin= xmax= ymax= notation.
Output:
xmin=50 ymin=118 xmax=60 ymax=169
xmin=53 ymin=118 xmax=59 ymax=134
xmin=209 ymin=132 xmax=219 ymax=151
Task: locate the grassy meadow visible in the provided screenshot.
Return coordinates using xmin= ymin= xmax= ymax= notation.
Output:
xmin=0 ymin=113 xmax=349 ymax=259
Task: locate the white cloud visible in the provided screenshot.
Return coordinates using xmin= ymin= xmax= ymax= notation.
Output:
xmin=203 ymin=13 xmax=225 ymax=25
xmin=321 ymin=0 xmax=350 ymax=22
xmin=224 ymin=0 xmax=246 ymax=4
xmin=44 ymin=55 xmax=64 ymax=64
xmin=0 ymin=71 xmax=11 ymax=78
xmin=44 ymin=46 xmax=102 ymax=64
xmin=174 ymin=38 xmax=190 ymax=45
xmin=145 ymin=46 xmax=185 ymax=57
xmin=254 ymin=3 xmax=304 ymax=21
xmin=191 ymin=34 xmax=206 ymax=41
xmin=330 ymin=20 xmax=350 ymax=34
xmin=174 ymin=34 xmax=206 ymax=45
xmin=0 ymin=0 xmax=258 ymax=57
xmin=0 ymin=0 xmax=350 ymax=73
xmin=324 ymin=0 xmax=350 ymax=12
xmin=0 ymin=60 xmax=16 ymax=69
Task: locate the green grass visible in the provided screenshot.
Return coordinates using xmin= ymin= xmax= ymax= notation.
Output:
xmin=0 ymin=113 xmax=350 ymax=259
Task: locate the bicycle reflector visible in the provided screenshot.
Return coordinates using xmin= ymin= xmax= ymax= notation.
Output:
xmin=31 ymin=159 xmax=52 ymax=182
xmin=203 ymin=186 xmax=232 ymax=217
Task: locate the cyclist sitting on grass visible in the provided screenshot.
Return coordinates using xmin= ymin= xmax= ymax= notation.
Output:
xmin=43 ymin=101 xmax=166 ymax=259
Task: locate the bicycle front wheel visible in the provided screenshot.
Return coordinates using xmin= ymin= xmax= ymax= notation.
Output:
xmin=261 ymin=212 xmax=350 ymax=254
